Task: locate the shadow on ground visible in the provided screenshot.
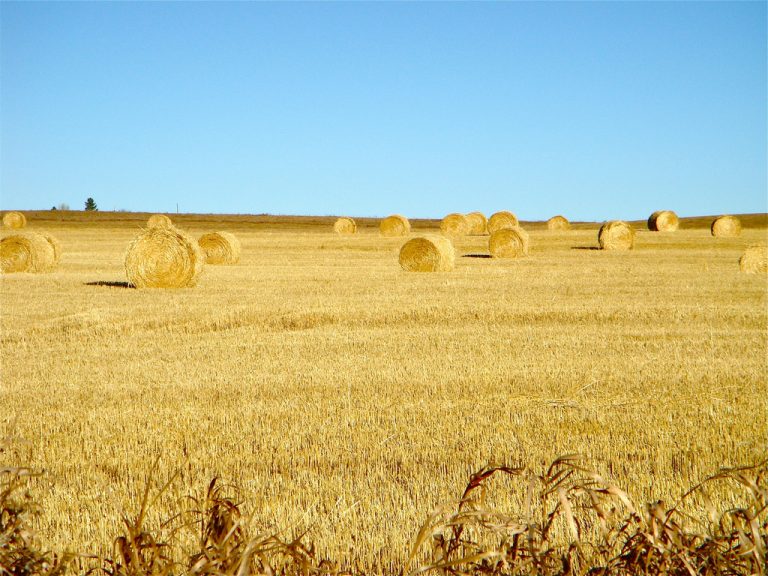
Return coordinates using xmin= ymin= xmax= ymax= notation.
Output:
xmin=571 ymin=246 xmax=600 ymax=251
xmin=85 ymin=281 xmax=134 ymax=289
xmin=462 ymin=254 xmax=492 ymax=259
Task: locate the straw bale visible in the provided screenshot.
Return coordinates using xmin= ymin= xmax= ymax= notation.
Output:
xmin=399 ymin=235 xmax=455 ymax=272
xmin=0 ymin=232 xmax=56 ymax=273
xmin=198 ymin=231 xmax=241 ymax=265
xmin=711 ymin=215 xmax=741 ymax=238
xmin=39 ymin=232 xmax=62 ymax=264
xmin=2 ymin=212 xmax=26 ymax=229
xmin=647 ymin=210 xmax=679 ymax=231
xmin=546 ymin=215 xmax=570 ymax=231
xmin=147 ymin=214 xmax=173 ymax=229
xmin=333 ymin=217 xmax=357 ymax=235
xmin=739 ymin=245 xmax=768 ymax=274
xmin=440 ymin=213 xmax=469 ymax=238
xmin=489 ymin=226 xmax=530 ymax=258
xmin=125 ymin=227 xmax=204 ymax=288
xmin=380 ymin=215 xmax=410 ymax=237
xmin=465 ymin=212 xmax=488 ymax=235
xmin=488 ymin=211 xmax=519 ymax=233
xmin=598 ymin=221 xmax=635 ymax=250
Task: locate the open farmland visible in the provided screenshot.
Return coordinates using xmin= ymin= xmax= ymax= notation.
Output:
xmin=1 ymin=211 xmax=767 ymax=572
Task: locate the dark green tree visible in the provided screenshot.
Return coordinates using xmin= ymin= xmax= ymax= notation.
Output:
xmin=84 ymin=197 xmax=98 ymax=211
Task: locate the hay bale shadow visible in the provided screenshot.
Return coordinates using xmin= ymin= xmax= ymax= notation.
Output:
xmin=462 ymin=254 xmax=492 ymax=259
xmin=85 ymin=281 xmax=134 ymax=289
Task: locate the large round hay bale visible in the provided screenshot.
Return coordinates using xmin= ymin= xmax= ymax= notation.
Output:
xmin=489 ymin=226 xmax=530 ymax=258
xmin=465 ymin=212 xmax=488 ymax=235
xmin=2 ymin=211 xmax=27 ymax=229
xmin=147 ymin=214 xmax=173 ymax=229
xmin=399 ymin=235 xmax=455 ymax=272
xmin=125 ymin=227 xmax=204 ymax=288
xmin=39 ymin=232 xmax=62 ymax=264
xmin=198 ymin=231 xmax=241 ymax=265
xmin=333 ymin=217 xmax=357 ymax=235
xmin=711 ymin=215 xmax=741 ymax=238
xmin=647 ymin=210 xmax=679 ymax=231
xmin=0 ymin=233 xmax=56 ymax=273
xmin=598 ymin=221 xmax=635 ymax=250
xmin=546 ymin=215 xmax=570 ymax=231
xmin=440 ymin=213 xmax=469 ymax=238
xmin=739 ymin=245 xmax=768 ymax=274
xmin=380 ymin=215 xmax=410 ymax=237
xmin=488 ymin=211 xmax=519 ymax=233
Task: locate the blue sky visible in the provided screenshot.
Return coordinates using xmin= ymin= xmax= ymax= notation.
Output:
xmin=1 ymin=1 xmax=765 ymax=220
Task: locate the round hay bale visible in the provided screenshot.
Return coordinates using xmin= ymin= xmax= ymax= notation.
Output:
xmin=711 ymin=215 xmax=741 ymax=238
xmin=465 ymin=212 xmax=488 ymax=235
xmin=440 ymin=213 xmax=469 ymax=238
xmin=546 ymin=215 xmax=570 ymax=231
xmin=488 ymin=211 xmax=519 ymax=233
xmin=739 ymin=245 xmax=768 ymax=274
xmin=598 ymin=220 xmax=635 ymax=250
xmin=198 ymin=231 xmax=241 ymax=265
xmin=489 ymin=226 xmax=530 ymax=258
xmin=0 ymin=233 xmax=56 ymax=273
xmin=333 ymin=217 xmax=357 ymax=235
xmin=647 ymin=210 xmax=679 ymax=231
xmin=39 ymin=232 xmax=62 ymax=264
xmin=2 ymin=211 xmax=27 ymax=229
xmin=380 ymin=214 xmax=410 ymax=237
xmin=399 ymin=235 xmax=455 ymax=272
xmin=147 ymin=214 xmax=173 ymax=229
xmin=125 ymin=227 xmax=204 ymax=288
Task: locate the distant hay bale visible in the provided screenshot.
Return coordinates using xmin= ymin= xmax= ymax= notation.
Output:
xmin=440 ymin=213 xmax=469 ymax=238
xmin=39 ymin=232 xmax=62 ymax=264
xmin=125 ymin=227 xmax=204 ymax=288
xmin=711 ymin=215 xmax=741 ymax=238
xmin=147 ymin=214 xmax=173 ymax=229
xmin=547 ymin=215 xmax=570 ymax=231
xmin=2 ymin=211 xmax=26 ymax=229
xmin=488 ymin=211 xmax=519 ymax=233
xmin=465 ymin=212 xmax=488 ymax=235
xmin=648 ymin=210 xmax=679 ymax=231
xmin=198 ymin=231 xmax=241 ymax=265
xmin=598 ymin=221 xmax=635 ymax=250
xmin=380 ymin=214 xmax=410 ymax=237
xmin=489 ymin=226 xmax=530 ymax=258
xmin=333 ymin=217 xmax=357 ymax=235
xmin=0 ymin=232 xmax=56 ymax=273
xmin=399 ymin=235 xmax=455 ymax=272
xmin=739 ymin=245 xmax=768 ymax=274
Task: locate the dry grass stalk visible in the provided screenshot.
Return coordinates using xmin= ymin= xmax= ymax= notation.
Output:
xmin=198 ymin=232 xmax=241 ymax=265
xmin=333 ymin=217 xmax=357 ymax=235
xmin=440 ymin=214 xmax=469 ymax=239
xmin=739 ymin=245 xmax=768 ymax=274
xmin=380 ymin=215 xmax=411 ymax=237
xmin=598 ymin=221 xmax=635 ymax=251
xmin=399 ymin=236 xmax=455 ymax=272
xmin=0 ymin=233 xmax=56 ymax=273
xmin=465 ymin=212 xmax=488 ymax=236
xmin=124 ymin=228 xmax=204 ymax=288
xmin=648 ymin=210 xmax=679 ymax=232
xmin=489 ymin=226 xmax=530 ymax=258
xmin=711 ymin=215 xmax=742 ymax=238
xmin=487 ymin=211 xmax=519 ymax=233
xmin=546 ymin=215 xmax=570 ymax=231
xmin=147 ymin=214 xmax=173 ymax=229
xmin=2 ymin=212 xmax=27 ymax=229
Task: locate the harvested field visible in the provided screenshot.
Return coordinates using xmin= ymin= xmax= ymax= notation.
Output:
xmin=1 ymin=211 xmax=766 ymax=573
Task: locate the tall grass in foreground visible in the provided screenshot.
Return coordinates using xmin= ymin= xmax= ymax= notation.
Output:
xmin=2 ymin=456 xmax=765 ymax=576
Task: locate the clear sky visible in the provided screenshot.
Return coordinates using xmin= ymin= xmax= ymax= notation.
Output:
xmin=1 ymin=1 xmax=765 ymax=220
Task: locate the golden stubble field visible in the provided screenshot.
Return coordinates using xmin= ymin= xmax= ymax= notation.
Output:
xmin=1 ymin=211 xmax=766 ymax=572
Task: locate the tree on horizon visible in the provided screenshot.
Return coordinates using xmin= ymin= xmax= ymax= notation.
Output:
xmin=84 ymin=198 xmax=98 ymax=211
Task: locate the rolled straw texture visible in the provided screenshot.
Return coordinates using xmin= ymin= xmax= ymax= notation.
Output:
xmin=465 ymin=212 xmax=488 ymax=235
xmin=489 ymin=226 xmax=530 ymax=258
xmin=198 ymin=231 xmax=241 ymax=265
xmin=440 ymin=213 xmax=469 ymax=238
xmin=0 ymin=232 xmax=56 ymax=273
xmin=598 ymin=221 xmax=635 ymax=251
xmin=739 ymin=245 xmax=768 ymax=274
xmin=547 ymin=215 xmax=570 ymax=231
xmin=333 ymin=217 xmax=357 ymax=235
xmin=711 ymin=216 xmax=741 ymax=238
xmin=125 ymin=227 xmax=204 ymax=288
xmin=488 ymin=211 xmax=519 ymax=233
xmin=399 ymin=235 xmax=455 ymax=272
xmin=147 ymin=214 xmax=173 ymax=229
xmin=648 ymin=210 xmax=679 ymax=231
xmin=380 ymin=215 xmax=411 ymax=237
xmin=2 ymin=212 xmax=26 ymax=229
